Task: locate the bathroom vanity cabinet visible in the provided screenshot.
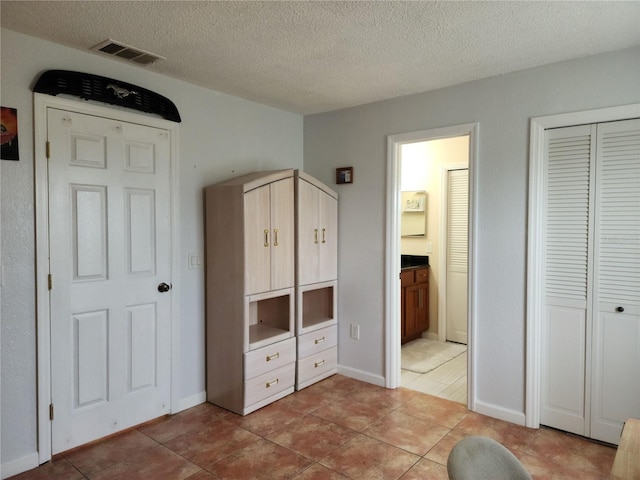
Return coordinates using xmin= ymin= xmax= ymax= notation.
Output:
xmin=401 ymin=267 xmax=429 ymax=344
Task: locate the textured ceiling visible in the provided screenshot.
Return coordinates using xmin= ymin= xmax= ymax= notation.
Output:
xmin=2 ymin=1 xmax=639 ymax=114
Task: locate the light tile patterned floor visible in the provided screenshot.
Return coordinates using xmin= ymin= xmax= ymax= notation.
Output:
xmin=11 ymin=375 xmax=616 ymax=480
xmin=401 ymin=346 xmax=468 ymax=404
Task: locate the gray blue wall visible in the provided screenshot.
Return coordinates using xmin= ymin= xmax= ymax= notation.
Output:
xmin=303 ymin=45 xmax=640 ymax=419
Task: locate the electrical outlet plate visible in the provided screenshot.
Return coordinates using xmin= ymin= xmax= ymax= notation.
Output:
xmin=350 ymin=324 xmax=360 ymax=340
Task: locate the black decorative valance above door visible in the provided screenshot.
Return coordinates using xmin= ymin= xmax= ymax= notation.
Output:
xmin=33 ymin=70 xmax=181 ymax=122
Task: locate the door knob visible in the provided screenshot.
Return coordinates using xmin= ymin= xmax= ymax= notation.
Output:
xmin=158 ymin=282 xmax=172 ymax=293
xmin=616 ymin=306 xmax=624 ymax=313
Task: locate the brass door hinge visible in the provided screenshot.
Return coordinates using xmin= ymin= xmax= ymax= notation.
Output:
xmin=48 ymin=274 xmax=53 ymax=290
xmin=49 ymin=404 xmax=54 ymax=420
xmin=46 ymin=141 xmax=51 ymax=159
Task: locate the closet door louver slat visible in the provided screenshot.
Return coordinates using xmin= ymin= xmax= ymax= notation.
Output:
xmin=447 ymin=169 xmax=468 ymax=270
xmin=545 ymin=128 xmax=593 ymax=302
xmin=596 ymin=125 xmax=640 ymax=307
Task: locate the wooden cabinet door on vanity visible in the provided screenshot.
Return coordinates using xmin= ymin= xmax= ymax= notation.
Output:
xmin=245 ymin=178 xmax=294 ymax=295
xmin=401 ymin=268 xmax=429 ymax=344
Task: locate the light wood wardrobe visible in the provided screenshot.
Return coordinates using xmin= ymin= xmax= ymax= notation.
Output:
xmin=205 ymin=169 xmax=338 ymax=415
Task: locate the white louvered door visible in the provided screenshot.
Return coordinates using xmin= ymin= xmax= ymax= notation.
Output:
xmin=590 ymin=119 xmax=640 ymax=444
xmin=541 ymin=119 xmax=640 ymax=445
xmin=541 ymin=124 xmax=595 ymax=437
xmin=446 ymin=168 xmax=468 ymax=344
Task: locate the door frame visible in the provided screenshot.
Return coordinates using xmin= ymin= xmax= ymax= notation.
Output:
xmin=438 ymin=163 xmax=469 ymax=343
xmin=525 ymin=103 xmax=639 ymax=429
xmin=34 ymin=93 xmax=181 ymax=463
xmin=385 ymin=122 xmax=478 ymax=411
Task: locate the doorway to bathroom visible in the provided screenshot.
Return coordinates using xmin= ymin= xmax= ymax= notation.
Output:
xmin=399 ymin=136 xmax=469 ymax=402
xmin=385 ymin=123 xmax=478 ymax=409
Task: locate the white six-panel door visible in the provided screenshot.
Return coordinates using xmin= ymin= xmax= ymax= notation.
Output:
xmin=47 ymin=108 xmax=172 ymax=453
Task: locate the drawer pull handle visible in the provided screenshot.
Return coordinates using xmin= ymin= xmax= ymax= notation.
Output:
xmin=322 ymin=228 xmax=326 ymax=243
xmin=314 ymin=337 xmax=325 ymax=344
xmin=273 ymin=228 xmax=279 ymax=246
xmin=314 ymin=228 xmax=319 ymax=244
xmin=265 ymin=378 xmax=279 ymax=388
xmin=266 ymin=352 xmax=280 ymax=362
xmin=264 ymin=229 xmax=269 ymax=247
xmin=314 ymin=359 xmax=325 ymax=368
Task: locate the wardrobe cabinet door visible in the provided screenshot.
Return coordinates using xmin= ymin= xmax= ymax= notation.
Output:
xmin=244 ymin=184 xmax=271 ymax=295
xmin=297 ymin=179 xmax=320 ymax=286
xmin=318 ymin=189 xmax=338 ymax=283
xmin=270 ymin=178 xmax=295 ymax=291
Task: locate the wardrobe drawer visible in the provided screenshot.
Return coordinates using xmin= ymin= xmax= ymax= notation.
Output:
xmin=297 ymin=346 xmax=337 ymax=385
xmin=298 ymin=325 xmax=337 ymax=359
xmin=244 ymin=337 xmax=296 ymax=380
xmin=244 ymin=362 xmax=295 ymax=408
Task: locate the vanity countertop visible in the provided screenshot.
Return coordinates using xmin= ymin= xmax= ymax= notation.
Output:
xmin=401 ymin=254 xmax=429 ymax=270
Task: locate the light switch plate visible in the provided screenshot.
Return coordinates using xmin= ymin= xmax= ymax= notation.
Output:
xmin=426 ymin=242 xmax=433 ymax=253
xmin=188 ymin=252 xmax=202 ymax=269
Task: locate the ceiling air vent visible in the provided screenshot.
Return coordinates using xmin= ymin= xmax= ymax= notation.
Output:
xmin=91 ymin=39 xmax=165 ymax=65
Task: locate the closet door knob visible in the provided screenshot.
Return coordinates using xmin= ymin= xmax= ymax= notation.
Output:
xmin=616 ymin=306 xmax=625 ymax=313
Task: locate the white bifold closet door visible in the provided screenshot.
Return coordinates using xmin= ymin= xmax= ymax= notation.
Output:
xmin=541 ymin=118 xmax=639 ymax=445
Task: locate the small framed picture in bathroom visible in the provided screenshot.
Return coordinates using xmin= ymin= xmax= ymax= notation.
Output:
xmin=336 ymin=167 xmax=353 ymax=184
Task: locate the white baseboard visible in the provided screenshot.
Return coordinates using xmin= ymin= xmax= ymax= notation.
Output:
xmin=1 ymin=452 xmax=39 ymax=480
xmin=424 ymin=331 xmax=439 ymax=341
xmin=474 ymin=400 xmax=526 ymax=426
xmin=175 ymin=391 xmax=206 ymax=413
xmin=337 ymin=365 xmax=385 ymax=387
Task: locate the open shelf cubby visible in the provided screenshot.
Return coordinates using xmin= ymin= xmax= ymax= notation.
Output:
xmin=248 ymin=290 xmax=293 ymax=350
xmin=298 ymin=282 xmax=337 ymax=333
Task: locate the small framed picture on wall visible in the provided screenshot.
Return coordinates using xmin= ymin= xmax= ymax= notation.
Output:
xmin=1 ymin=106 xmax=19 ymax=161
xmin=336 ymin=167 xmax=353 ymax=184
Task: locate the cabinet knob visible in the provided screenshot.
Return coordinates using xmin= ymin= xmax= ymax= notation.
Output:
xmin=616 ymin=306 xmax=625 ymax=313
